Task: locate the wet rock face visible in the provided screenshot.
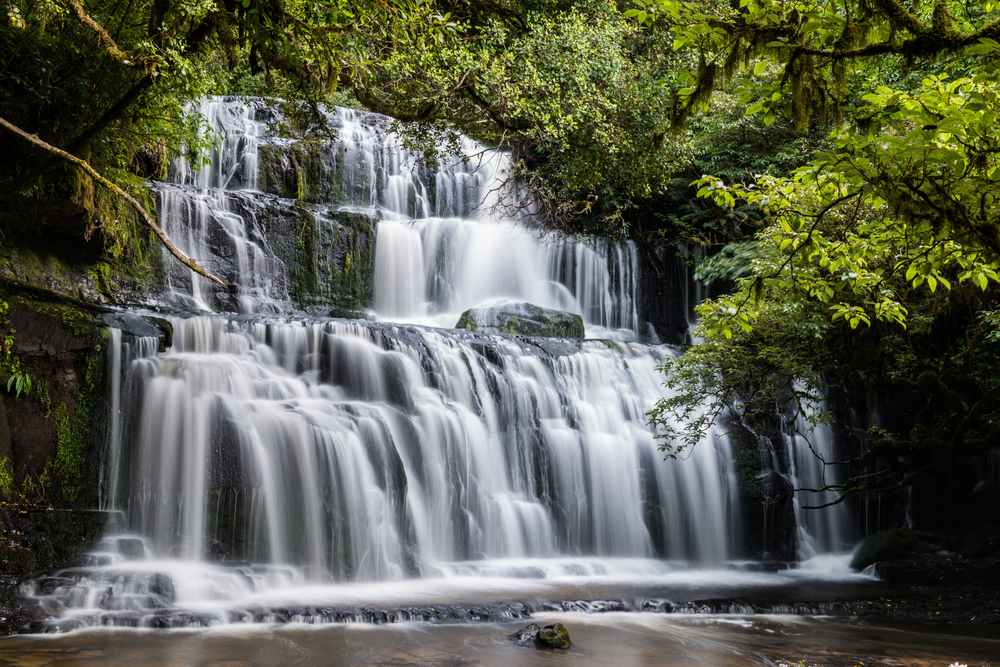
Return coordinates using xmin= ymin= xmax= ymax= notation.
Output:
xmin=456 ymin=301 xmax=585 ymax=339
xmin=0 ymin=298 xmax=110 ymax=508
xmin=849 ymin=528 xmax=1000 ymax=586
xmin=636 ymin=241 xmax=693 ymax=345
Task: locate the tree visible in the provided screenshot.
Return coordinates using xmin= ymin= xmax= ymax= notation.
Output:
xmin=642 ymin=0 xmax=1000 ymax=501
xmin=0 ymin=0 xmax=445 ymax=271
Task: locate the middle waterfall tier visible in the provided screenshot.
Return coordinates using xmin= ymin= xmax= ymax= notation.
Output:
xmin=104 ymin=316 xmax=740 ymax=580
xmin=153 ymin=98 xmax=640 ymax=337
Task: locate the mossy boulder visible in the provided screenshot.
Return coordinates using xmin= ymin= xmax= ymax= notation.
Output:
xmin=456 ymin=301 xmax=584 ymax=339
xmin=535 ymin=623 xmax=572 ymax=649
xmin=257 ymin=141 xmax=344 ymax=204
xmin=509 ymin=622 xmax=572 ymax=650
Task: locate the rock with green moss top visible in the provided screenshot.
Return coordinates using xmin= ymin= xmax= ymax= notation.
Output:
xmin=281 ymin=205 xmax=377 ymax=312
xmin=535 ymin=623 xmax=571 ymax=649
xmin=509 ymin=622 xmax=572 ymax=650
xmin=456 ymin=301 xmax=585 ymax=339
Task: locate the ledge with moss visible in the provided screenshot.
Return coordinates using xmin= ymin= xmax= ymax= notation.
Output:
xmin=456 ymin=301 xmax=585 ymax=339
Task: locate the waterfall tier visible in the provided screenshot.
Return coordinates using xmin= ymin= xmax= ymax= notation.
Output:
xmin=155 ymin=97 xmax=639 ymax=338
xmin=103 ymin=316 xmax=740 ymax=578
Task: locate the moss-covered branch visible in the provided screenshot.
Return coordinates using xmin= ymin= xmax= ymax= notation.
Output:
xmin=0 ymin=115 xmax=228 ymax=287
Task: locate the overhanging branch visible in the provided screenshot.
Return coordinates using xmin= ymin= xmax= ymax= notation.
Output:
xmin=0 ymin=116 xmax=228 ymax=288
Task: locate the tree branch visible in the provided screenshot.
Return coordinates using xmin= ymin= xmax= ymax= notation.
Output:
xmin=0 ymin=115 xmax=228 ymax=287
xmin=67 ymin=0 xmax=156 ymax=71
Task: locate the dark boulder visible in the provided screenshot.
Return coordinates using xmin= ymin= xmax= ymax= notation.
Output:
xmin=850 ymin=529 xmax=947 ymax=571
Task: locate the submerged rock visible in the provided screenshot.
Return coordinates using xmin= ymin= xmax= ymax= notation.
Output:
xmin=456 ymin=301 xmax=584 ymax=339
xmin=509 ymin=622 xmax=541 ymax=646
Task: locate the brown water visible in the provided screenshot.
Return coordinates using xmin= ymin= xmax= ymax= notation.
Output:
xmin=1 ymin=613 xmax=996 ymax=666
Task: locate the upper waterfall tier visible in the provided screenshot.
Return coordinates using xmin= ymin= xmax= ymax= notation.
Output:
xmin=154 ymin=98 xmax=639 ymax=337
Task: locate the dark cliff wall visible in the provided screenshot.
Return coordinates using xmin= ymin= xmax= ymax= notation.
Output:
xmin=830 ymin=389 xmax=1000 ymax=544
xmin=0 ymin=287 xmax=119 ymax=632
xmin=637 ymin=241 xmax=692 ymax=344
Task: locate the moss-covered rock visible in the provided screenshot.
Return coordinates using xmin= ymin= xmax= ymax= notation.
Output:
xmin=282 ymin=205 xmax=377 ymax=312
xmin=0 ymin=243 xmax=162 ymax=309
xmin=509 ymin=622 xmax=572 ymax=650
xmin=456 ymin=301 xmax=585 ymax=339
xmin=535 ymin=623 xmax=572 ymax=650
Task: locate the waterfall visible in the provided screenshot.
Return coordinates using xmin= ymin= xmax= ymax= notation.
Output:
xmin=155 ymin=98 xmax=287 ymax=313
xmin=153 ymin=97 xmax=641 ymax=338
xmin=102 ymin=316 xmax=739 ymax=578
xmin=100 ymin=327 xmax=159 ymax=511
xmin=784 ymin=395 xmax=856 ymax=557
xmin=125 ymin=99 xmax=737 ymax=573
xmin=20 ymin=97 xmax=771 ymax=631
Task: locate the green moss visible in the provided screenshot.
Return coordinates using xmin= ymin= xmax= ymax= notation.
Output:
xmin=52 ymin=402 xmax=86 ymax=503
xmin=49 ymin=346 xmax=102 ymax=505
xmin=535 ymin=623 xmax=572 ymax=650
xmin=289 ymin=208 xmax=319 ymax=305
xmin=295 ymin=163 xmax=308 ymax=201
xmin=17 ymin=297 xmax=94 ymax=337
xmin=0 ymin=455 xmax=13 ymax=498
xmin=288 ymin=207 xmax=374 ymax=311
xmin=88 ymin=262 xmax=114 ymax=300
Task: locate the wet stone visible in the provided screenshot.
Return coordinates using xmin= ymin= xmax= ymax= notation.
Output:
xmin=535 ymin=623 xmax=572 ymax=650
xmin=509 ymin=623 xmax=541 ymax=646
xmin=510 ymin=623 xmax=572 ymax=650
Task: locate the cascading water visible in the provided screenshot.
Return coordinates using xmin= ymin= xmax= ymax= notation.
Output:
xmin=108 ymin=317 xmax=737 ymax=575
xmin=155 ymin=98 xmax=287 ymax=313
xmin=153 ymin=97 xmax=641 ymax=337
xmin=17 ymin=97 xmax=874 ymax=633
xmin=99 ymin=326 xmax=159 ymax=511
xmin=784 ymin=397 xmax=857 ymax=558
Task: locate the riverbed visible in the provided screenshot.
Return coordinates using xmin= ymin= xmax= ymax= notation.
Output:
xmin=2 ymin=613 xmax=997 ymax=666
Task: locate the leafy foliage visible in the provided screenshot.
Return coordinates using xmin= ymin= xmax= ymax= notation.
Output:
xmin=645 ymin=1 xmax=1000 ymax=460
xmin=0 ymin=300 xmax=31 ymax=398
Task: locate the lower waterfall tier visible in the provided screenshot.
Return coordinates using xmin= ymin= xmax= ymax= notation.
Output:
xmin=104 ymin=315 xmax=741 ymax=580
